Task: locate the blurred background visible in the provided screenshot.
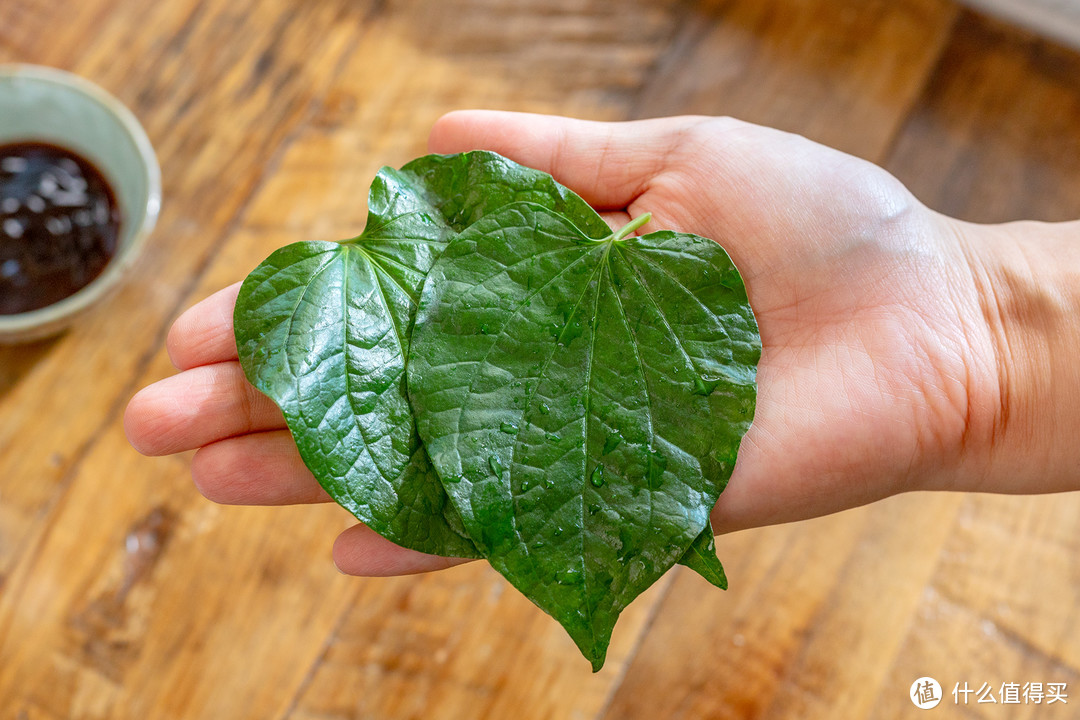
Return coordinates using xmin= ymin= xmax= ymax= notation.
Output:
xmin=0 ymin=1 xmax=1078 ymax=718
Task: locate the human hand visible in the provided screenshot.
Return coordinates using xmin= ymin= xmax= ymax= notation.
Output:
xmin=124 ymin=111 xmax=1079 ymax=577
xmin=421 ymin=112 xmax=1004 ymax=530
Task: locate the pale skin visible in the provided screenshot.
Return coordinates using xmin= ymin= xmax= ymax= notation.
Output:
xmin=124 ymin=111 xmax=1080 ymax=576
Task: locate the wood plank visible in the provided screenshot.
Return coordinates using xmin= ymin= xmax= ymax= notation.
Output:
xmin=241 ymin=0 xmax=693 ymax=244
xmin=0 ymin=426 xmax=358 ymax=719
xmin=887 ymin=11 xmax=1080 ymax=222
xmin=288 ymin=568 xmax=673 ymax=720
xmin=0 ymin=0 xmax=112 ymax=66
xmin=0 ymin=1 xmax=380 ymax=716
xmin=875 ymin=495 xmax=1080 ymax=720
xmin=598 ymin=496 xmax=965 ymax=720
xmin=0 ymin=0 xmax=370 ymax=596
xmin=629 ymin=0 xmax=960 ymax=159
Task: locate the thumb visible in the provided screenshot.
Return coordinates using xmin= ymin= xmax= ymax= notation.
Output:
xmin=428 ymin=110 xmax=709 ymax=211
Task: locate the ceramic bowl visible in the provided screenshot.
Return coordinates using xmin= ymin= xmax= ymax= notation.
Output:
xmin=0 ymin=64 xmax=160 ymax=343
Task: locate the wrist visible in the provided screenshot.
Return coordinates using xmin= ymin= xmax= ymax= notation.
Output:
xmin=954 ymin=218 xmax=1080 ymax=494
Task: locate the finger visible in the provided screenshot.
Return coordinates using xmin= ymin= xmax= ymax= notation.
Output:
xmin=125 ymin=361 xmax=285 ymax=456
xmin=333 ymin=523 xmax=473 ymax=576
xmin=598 ymin=210 xmax=632 ymax=233
xmin=167 ymin=283 xmax=242 ymax=370
xmin=191 ymin=430 xmax=331 ymax=505
xmin=428 ymin=110 xmax=704 ymax=210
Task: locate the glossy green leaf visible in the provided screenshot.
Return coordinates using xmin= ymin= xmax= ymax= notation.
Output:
xmin=408 ymin=202 xmax=759 ymax=669
xmin=234 ymin=152 xmax=605 ymax=557
xmin=679 ymin=524 xmax=727 ymax=590
xmin=413 ymin=154 xmax=729 ymax=586
xmin=400 ymin=150 xmax=610 ymax=240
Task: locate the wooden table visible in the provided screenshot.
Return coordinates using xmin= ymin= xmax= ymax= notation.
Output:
xmin=1 ymin=1 xmax=1078 ymax=718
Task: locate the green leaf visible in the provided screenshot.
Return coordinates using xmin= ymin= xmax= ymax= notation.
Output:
xmin=408 ymin=202 xmax=759 ymax=669
xmin=400 ymin=151 xmax=611 ymax=240
xmin=678 ymin=524 xmax=727 ymax=590
xmin=234 ymin=152 xmax=604 ymax=557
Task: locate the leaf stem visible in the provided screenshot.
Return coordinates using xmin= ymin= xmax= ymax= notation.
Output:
xmin=609 ymin=213 xmax=652 ymax=242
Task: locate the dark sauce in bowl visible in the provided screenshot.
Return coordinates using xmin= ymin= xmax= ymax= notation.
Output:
xmin=0 ymin=142 xmax=121 ymax=315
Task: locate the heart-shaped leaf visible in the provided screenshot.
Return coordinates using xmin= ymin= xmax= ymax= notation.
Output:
xmin=408 ymin=202 xmax=759 ymax=668
xmin=234 ymin=152 xmax=606 ymax=556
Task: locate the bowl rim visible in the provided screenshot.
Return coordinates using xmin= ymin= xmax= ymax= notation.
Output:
xmin=0 ymin=64 xmax=161 ymax=339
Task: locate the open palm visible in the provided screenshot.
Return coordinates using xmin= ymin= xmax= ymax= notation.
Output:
xmin=125 ymin=112 xmax=998 ymax=574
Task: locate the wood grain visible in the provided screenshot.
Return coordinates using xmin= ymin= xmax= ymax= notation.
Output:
xmin=888 ymin=10 xmax=1080 ymax=222
xmin=629 ymin=0 xmax=961 ymax=160
xmin=0 ymin=2 xmax=1078 ymax=718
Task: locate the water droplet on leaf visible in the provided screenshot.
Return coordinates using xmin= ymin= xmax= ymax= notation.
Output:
xmin=500 ymin=422 xmax=519 ymax=435
xmin=692 ymin=376 xmax=720 ymax=396
xmin=590 ymin=465 xmax=605 ymax=487
xmin=557 ymin=567 xmax=583 ymax=584
xmin=488 ymin=455 xmax=505 ymax=478
xmin=560 ymin=319 xmax=584 ymax=346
